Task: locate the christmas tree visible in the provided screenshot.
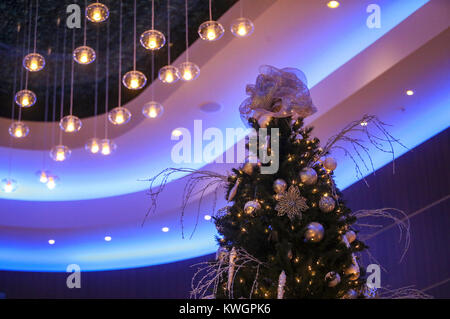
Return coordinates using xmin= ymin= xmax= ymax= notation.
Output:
xmin=211 ymin=66 xmax=367 ymax=299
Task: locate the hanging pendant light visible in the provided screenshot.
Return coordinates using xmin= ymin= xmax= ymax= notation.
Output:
xmin=158 ymin=65 xmax=180 ymax=84
xmin=50 ymin=145 xmax=71 ymax=162
xmin=140 ymin=29 xmax=166 ymax=51
xmin=73 ymin=45 xmax=96 ymax=64
xmin=1 ymin=178 xmax=18 ymax=193
xmin=85 ymin=138 xmax=101 ymax=154
xmin=100 ymin=139 xmax=116 ymax=156
xmin=36 ymin=170 xmax=50 ymax=183
xmin=15 ymin=89 xmax=36 ymax=108
xmin=122 ymin=70 xmax=147 ymax=90
xmin=46 ymin=175 xmax=59 ymax=190
xmin=23 ymin=52 xmax=45 ymax=72
xmin=8 ymin=121 xmax=30 ymax=139
xmin=108 ymin=106 xmax=131 ymax=125
xmin=86 ymin=2 xmax=109 ymax=23
xmin=59 ymin=115 xmax=82 ymax=133
xmin=142 ymin=101 xmax=164 ymax=119
xmin=198 ymin=20 xmax=224 ymax=41
xmin=230 ymin=17 xmax=254 ymax=38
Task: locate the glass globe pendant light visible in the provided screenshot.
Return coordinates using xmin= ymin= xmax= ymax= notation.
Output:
xmin=99 ymin=139 xmax=116 ymax=156
xmin=23 ymin=53 xmax=45 ymax=72
xmin=178 ymin=0 xmax=200 ymax=82
xmin=142 ymin=101 xmax=164 ymax=119
xmin=1 ymin=178 xmax=18 ymax=193
xmin=15 ymin=90 xmax=36 ymax=108
xmin=85 ymin=2 xmax=109 ymax=23
xmin=50 ymin=145 xmax=71 ymax=162
xmin=8 ymin=121 xmax=30 ymax=139
xmin=73 ymin=45 xmax=96 ymax=65
xmin=122 ymin=70 xmax=147 ymax=90
xmin=198 ymin=20 xmax=224 ymax=42
xmin=158 ymin=65 xmax=180 ymax=84
xmin=230 ymin=17 xmax=254 ymax=38
xmin=46 ymin=175 xmax=59 ymax=190
xmin=36 ymin=170 xmax=50 ymax=184
xmin=108 ymin=106 xmax=131 ymax=125
xmin=60 ymin=115 xmax=82 ymax=133
xmin=140 ymin=2 xmax=165 ymax=51
xmin=85 ymin=138 xmax=101 ymax=154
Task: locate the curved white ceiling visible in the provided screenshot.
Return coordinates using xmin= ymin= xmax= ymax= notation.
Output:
xmin=1 ymin=0 xmax=449 ymax=271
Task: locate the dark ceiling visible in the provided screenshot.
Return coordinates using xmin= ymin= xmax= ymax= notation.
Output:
xmin=0 ymin=0 xmax=237 ymax=122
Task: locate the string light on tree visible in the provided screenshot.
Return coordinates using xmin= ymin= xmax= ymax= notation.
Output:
xmin=15 ymin=90 xmax=36 ymax=108
xmin=59 ymin=115 xmax=82 ymax=133
xmin=23 ymin=52 xmax=45 ymax=72
xmin=50 ymin=145 xmax=71 ymax=162
xmin=8 ymin=122 xmax=30 ymax=139
xmin=73 ymin=46 xmax=96 ymax=64
xmin=142 ymin=101 xmax=164 ymax=119
xmin=85 ymin=2 xmax=109 ymax=23
xmin=1 ymin=179 xmax=18 ymax=193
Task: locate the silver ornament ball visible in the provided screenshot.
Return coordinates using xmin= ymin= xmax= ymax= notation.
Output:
xmin=299 ymin=167 xmax=318 ymax=185
xmin=244 ymin=200 xmax=260 ymax=215
xmin=273 ymin=179 xmax=287 ymax=194
xmin=325 ymin=271 xmax=341 ymax=287
xmin=304 ymin=222 xmax=324 ymax=243
xmin=323 ymin=157 xmax=337 ymax=171
xmin=345 ymin=230 xmax=356 ymax=243
xmin=319 ymin=195 xmax=336 ymax=213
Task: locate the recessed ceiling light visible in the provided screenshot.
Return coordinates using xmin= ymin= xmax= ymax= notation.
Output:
xmin=104 ymin=236 xmax=112 ymax=242
xmin=327 ymin=1 xmax=340 ymax=9
xmin=204 ymin=214 xmax=212 ymax=221
xmin=406 ymin=90 xmax=414 ymax=96
xmin=162 ymin=227 xmax=170 ymax=232
xmin=48 ymin=239 xmax=55 ymax=245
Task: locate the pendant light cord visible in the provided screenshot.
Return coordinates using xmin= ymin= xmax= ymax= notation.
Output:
xmin=69 ymin=28 xmax=75 ymax=115
xmin=240 ymin=0 xmax=244 ymax=18
xmin=185 ymin=0 xmax=189 ymax=62
xmin=167 ymin=0 xmax=171 ymax=65
xmin=118 ymin=0 xmax=123 ymax=108
xmin=209 ymin=0 xmax=212 ymax=21
xmin=151 ymin=0 xmax=155 ymax=30
xmin=59 ymin=23 xmax=67 ymax=144
xmin=94 ymin=27 xmax=99 ymax=138
xmin=33 ymin=0 xmax=39 ymax=53
xmin=51 ymin=18 xmax=60 ymax=148
xmin=104 ymin=10 xmax=110 ymax=138
xmin=133 ymin=0 xmax=137 ymax=71
xmin=83 ymin=0 xmax=87 ymax=46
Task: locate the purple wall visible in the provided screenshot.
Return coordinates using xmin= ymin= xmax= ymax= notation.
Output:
xmin=0 ymin=128 xmax=448 ymax=299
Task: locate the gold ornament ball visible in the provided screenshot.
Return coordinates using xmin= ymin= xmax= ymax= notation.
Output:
xmin=242 ymin=162 xmax=254 ymax=175
xmin=299 ymin=167 xmax=318 ymax=185
xmin=273 ymin=179 xmax=287 ymax=194
xmin=344 ymin=264 xmax=360 ymax=281
xmin=244 ymin=200 xmax=260 ymax=215
xmin=325 ymin=271 xmax=341 ymax=287
xmin=319 ymin=195 xmax=335 ymax=213
xmin=345 ymin=230 xmax=356 ymax=243
xmin=304 ymin=222 xmax=324 ymax=243
xmin=323 ymin=157 xmax=337 ymax=171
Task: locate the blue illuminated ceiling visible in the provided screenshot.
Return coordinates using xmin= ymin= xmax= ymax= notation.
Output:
xmin=1 ymin=0 xmax=449 ymax=272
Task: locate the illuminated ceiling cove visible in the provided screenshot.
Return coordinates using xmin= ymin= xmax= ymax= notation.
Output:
xmin=1 ymin=0 xmax=449 ymax=271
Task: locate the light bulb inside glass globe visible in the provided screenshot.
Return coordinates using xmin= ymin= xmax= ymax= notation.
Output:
xmin=86 ymin=2 xmax=109 ymax=22
xmin=15 ymin=90 xmax=37 ymax=108
xmin=122 ymin=70 xmax=147 ymax=90
xmin=1 ymin=178 xmax=18 ymax=193
xmin=85 ymin=138 xmax=101 ymax=154
xmin=178 ymin=61 xmax=200 ymax=82
xmin=108 ymin=107 xmax=131 ymax=126
xmin=50 ymin=145 xmax=71 ymax=162
xmin=198 ymin=21 xmax=225 ymax=42
xmin=142 ymin=101 xmax=164 ymax=119
xmin=158 ymin=65 xmax=180 ymax=84
xmin=46 ymin=175 xmax=59 ymax=190
xmin=9 ymin=121 xmax=30 ymax=139
xmin=230 ymin=17 xmax=254 ymax=38
xmin=100 ymin=139 xmax=117 ymax=156
xmin=36 ymin=170 xmax=50 ymax=184
xmin=23 ymin=53 xmax=46 ymax=72
xmin=60 ymin=115 xmax=82 ymax=133
xmin=73 ymin=46 xmax=96 ymax=65
xmin=140 ymin=29 xmax=166 ymax=50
